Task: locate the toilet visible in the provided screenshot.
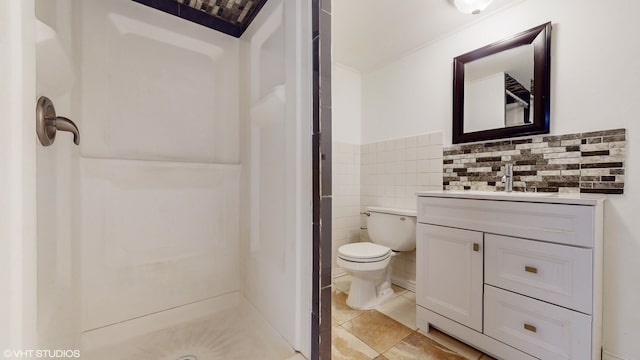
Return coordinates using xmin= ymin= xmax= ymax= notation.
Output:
xmin=337 ymin=207 xmax=417 ymax=310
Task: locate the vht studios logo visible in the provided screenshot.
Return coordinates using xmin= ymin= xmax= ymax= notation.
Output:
xmin=3 ymin=349 xmax=81 ymax=359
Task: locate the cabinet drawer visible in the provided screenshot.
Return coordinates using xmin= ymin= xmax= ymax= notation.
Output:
xmin=485 ymin=285 xmax=592 ymax=360
xmin=485 ymin=234 xmax=593 ymax=314
xmin=417 ymin=197 xmax=595 ymax=247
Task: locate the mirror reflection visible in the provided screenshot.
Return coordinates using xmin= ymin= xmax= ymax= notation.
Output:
xmin=463 ymin=44 xmax=534 ymax=133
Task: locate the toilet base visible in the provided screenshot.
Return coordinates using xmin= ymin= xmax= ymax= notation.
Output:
xmin=346 ymin=279 xmax=394 ymax=310
xmin=337 ymin=243 xmax=398 ymax=310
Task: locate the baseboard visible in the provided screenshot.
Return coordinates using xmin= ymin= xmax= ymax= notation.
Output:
xmin=603 ymin=350 xmax=630 ymax=360
xmin=391 ymin=275 xmax=416 ymax=292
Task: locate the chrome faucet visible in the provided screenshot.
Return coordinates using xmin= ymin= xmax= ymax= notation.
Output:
xmin=502 ymin=164 xmax=513 ymax=192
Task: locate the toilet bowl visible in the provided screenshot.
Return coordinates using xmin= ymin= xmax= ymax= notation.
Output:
xmin=337 ymin=207 xmax=417 ymax=310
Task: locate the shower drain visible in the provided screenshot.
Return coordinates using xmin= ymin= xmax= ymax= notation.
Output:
xmin=176 ymin=356 xmax=197 ymax=360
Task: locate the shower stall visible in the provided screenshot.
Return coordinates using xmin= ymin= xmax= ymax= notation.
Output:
xmin=1 ymin=0 xmax=312 ymax=358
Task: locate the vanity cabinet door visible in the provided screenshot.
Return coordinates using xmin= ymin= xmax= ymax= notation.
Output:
xmin=417 ymin=224 xmax=483 ymax=332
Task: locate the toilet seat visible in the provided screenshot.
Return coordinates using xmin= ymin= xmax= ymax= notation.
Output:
xmin=338 ymin=242 xmax=391 ymax=263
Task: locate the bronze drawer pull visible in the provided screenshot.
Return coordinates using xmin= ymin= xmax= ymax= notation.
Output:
xmin=473 ymin=243 xmax=479 ymax=252
xmin=524 ymin=323 xmax=537 ymax=333
xmin=525 ymin=266 xmax=538 ymax=274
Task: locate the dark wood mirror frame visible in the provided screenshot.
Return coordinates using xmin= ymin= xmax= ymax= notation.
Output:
xmin=452 ymin=22 xmax=552 ymax=144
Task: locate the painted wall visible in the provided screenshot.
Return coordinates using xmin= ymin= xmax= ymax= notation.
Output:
xmin=331 ymin=62 xmax=444 ymax=289
xmin=361 ymin=0 xmax=640 ymax=358
xmin=332 ymin=64 xmax=362 ymax=144
xmin=464 ymin=72 xmax=505 ymax=133
xmin=331 ymin=65 xmax=362 ymax=277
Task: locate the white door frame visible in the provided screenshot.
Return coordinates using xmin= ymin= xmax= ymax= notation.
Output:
xmin=0 ymin=0 xmax=38 ymax=351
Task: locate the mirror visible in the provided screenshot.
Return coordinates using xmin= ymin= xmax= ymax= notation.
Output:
xmin=453 ymin=22 xmax=551 ymax=144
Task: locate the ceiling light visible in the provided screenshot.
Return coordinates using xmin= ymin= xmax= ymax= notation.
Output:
xmin=451 ymin=0 xmax=494 ymax=14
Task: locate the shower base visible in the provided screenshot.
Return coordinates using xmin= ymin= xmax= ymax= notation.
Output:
xmin=82 ymin=292 xmax=296 ymax=360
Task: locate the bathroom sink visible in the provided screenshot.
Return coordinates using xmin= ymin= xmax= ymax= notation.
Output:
xmin=444 ymin=190 xmax=553 ymax=197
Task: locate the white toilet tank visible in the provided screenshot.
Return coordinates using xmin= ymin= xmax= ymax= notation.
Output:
xmin=366 ymin=207 xmax=417 ymax=251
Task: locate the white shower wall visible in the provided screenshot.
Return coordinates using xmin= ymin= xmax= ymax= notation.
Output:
xmin=5 ymin=0 xmax=312 ymax=355
xmin=240 ymin=0 xmax=313 ymax=353
xmin=80 ymin=160 xmax=240 ymax=330
xmin=35 ymin=0 xmax=80 ymax=351
xmin=75 ymin=0 xmax=242 ymax=332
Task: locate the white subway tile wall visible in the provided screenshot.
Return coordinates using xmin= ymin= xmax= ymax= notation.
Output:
xmin=332 ymin=142 xmax=362 ymax=277
xmin=331 ymin=133 xmax=444 ymax=287
xmin=360 ymin=132 xmax=443 ymax=287
xmin=361 ymin=132 xmax=443 ymax=211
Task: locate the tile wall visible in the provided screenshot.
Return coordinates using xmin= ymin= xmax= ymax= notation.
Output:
xmin=360 ymin=132 xmax=444 ymax=210
xmin=360 ymin=132 xmax=444 ymax=290
xmin=134 ymin=0 xmax=268 ymax=37
xmin=331 ymin=133 xmax=444 ymax=291
xmin=175 ymin=0 xmax=262 ymax=25
xmin=331 ymin=143 xmax=361 ymax=277
xmin=444 ymin=128 xmax=626 ymax=194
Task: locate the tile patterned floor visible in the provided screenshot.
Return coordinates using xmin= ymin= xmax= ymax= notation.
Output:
xmin=332 ymin=275 xmax=495 ymax=360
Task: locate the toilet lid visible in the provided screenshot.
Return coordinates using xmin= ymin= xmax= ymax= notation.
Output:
xmin=338 ymin=242 xmax=391 ymax=263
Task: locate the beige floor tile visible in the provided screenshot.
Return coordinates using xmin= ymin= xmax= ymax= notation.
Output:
xmin=332 ymin=317 xmax=339 ymax=328
xmin=401 ymin=291 xmax=416 ymax=302
xmin=341 ymin=318 xmax=354 ymax=333
xmin=346 ymin=311 xmax=414 ymax=354
xmin=419 ymin=328 xmax=483 ymax=360
xmin=384 ymin=331 xmax=468 ymax=360
xmin=332 ymin=326 xmax=379 ymax=360
xmin=332 ymin=291 xmax=365 ymax=324
xmin=374 ymin=355 xmax=390 ymax=360
xmin=391 ymin=283 xmax=408 ymax=297
xmin=375 ymin=295 xmax=417 ymax=330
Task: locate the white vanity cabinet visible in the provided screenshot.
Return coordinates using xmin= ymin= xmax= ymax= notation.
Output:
xmin=416 ymin=192 xmax=605 ymax=360
xmin=417 ymin=224 xmax=484 ymax=332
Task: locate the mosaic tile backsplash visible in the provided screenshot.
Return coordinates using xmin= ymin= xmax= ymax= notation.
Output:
xmin=175 ymin=0 xmax=259 ymax=25
xmin=134 ymin=0 xmax=267 ymax=37
xmin=443 ymin=128 xmax=626 ymax=194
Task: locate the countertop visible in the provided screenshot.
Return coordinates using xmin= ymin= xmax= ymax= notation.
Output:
xmin=416 ymin=190 xmax=607 ymax=206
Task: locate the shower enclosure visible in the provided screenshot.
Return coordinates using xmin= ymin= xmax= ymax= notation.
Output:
xmin=0 ymin=0 xmax=312 ymax=358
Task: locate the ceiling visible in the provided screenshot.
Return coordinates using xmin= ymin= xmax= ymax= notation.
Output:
xmin=333 ymin=0 xmax=524 ymax=72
